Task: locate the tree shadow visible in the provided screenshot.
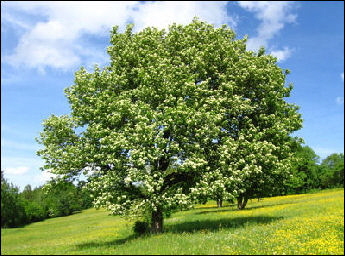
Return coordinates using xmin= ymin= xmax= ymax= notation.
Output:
xmin=194 ymin=207 xmax=237 ymax=215
xmin=195 ymin=203 xmax=236 ymax=210
xmin=195 ymin=201 xmax=296 ymax=215
xmin=74 ymin=234 xmax=139 ymax=250
xmin=241 ymin=201 xmax=296 ymax=211
xmin=75 ymin=216 xmax=283 ymax=250
xmin=166 ymin=216 xmax=283 ymax=234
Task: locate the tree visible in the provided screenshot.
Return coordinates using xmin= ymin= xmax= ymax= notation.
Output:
xmin=37 ymin=19 xmax=302 ymax=233
xmin=21 ymin=184 xmax=34 ymax=200
xmin=20 ymin=184 xmax=48 ymax=222
xmin=42 ymin=180 xmax=84 ymax=217
xmin=1 ymin=171 xmax=27 ymax=227
xmin=76 ymin=181 xmax=93 ymax=209
xmin=319 ymin=153 xmax=344 ymax=188
xmin=285 ymin=145 xmax=321 ymax=194
xmin=191 ymin=45 xmax=302 ymax=209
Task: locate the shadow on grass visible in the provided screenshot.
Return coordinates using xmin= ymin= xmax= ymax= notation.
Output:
xmin=242 ymin=201 xmax=296 ymax=211
xmin=166 ymin=216 xmax=283 ymax=233
xmin=74 ymin=233 xmax=140 ymax=250
xmin=195 ymin=207 xmax=236 ymax=215
xmin=195 ymin=201 xmax=296 ymax=215
xmin=75 ymin=215 xmax=283 ymax=250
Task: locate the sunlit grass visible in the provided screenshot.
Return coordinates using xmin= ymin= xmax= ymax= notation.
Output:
xmin=1 ymin=188 xmax=343 ymax=255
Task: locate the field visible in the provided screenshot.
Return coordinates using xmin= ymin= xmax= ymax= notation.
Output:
xmin=1 ymin=188 xmax=344 ymax=255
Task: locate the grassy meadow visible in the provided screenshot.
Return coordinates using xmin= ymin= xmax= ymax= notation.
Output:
xmin=1 ymin=188 xmax=344 ymax=255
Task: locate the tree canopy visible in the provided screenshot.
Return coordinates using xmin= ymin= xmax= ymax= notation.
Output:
xmin=286 ymin=145 xmax=321 ymax=194
xmin=320 ymin=153 xmax=344 ymax=188
xmin=1 ymin=171 xmax=26 ymax=227
xmin=37 ymin=19 xmax=303 ymax=233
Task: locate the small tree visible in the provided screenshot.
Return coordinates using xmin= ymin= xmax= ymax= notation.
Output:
xmin=37 ymin=19 xmax=302 ymax=233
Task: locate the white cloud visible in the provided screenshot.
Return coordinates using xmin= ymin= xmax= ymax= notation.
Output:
xmin=3 ymin=1 xmax=235 ymax=72
xmin=237 ymin=1 xmax=297 ymax=61
xmin=341 ymin=72 xmax=344 ymax=81
xmin=130 ymin=1 xmax=236 ymax=32
xmin=1 ymin=155 xmax=54 ymax=189
xmin=5 ymin=166 xmax=30 ymax=175
xmin=3 ymin=1 xmax=138 ymax=72
xmin=1 ymin=156 xmax=43 ymax=174
xmin=270 ymin=47 xmax=293 ymax=62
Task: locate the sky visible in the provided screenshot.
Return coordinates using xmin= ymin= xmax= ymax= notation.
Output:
xmin=1 ymin=1 xmax=344 ymax=191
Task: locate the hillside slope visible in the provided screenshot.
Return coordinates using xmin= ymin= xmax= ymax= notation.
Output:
xmin=1 ymin=188 xmax=344 ymax=255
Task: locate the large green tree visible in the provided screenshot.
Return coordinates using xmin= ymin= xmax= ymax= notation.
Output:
xmin=37 ymin=19 xmax=302 ymax=233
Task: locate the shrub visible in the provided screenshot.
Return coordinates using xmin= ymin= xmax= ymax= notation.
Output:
xmin=133 ymin=221 xmax=149 ymax=235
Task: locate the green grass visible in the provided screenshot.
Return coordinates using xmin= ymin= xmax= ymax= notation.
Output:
xmin=1 ymin=188 xmax=344 ymax=255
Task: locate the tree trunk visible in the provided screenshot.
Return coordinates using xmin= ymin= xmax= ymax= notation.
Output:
xmin=242 ymin=197 xmax=248 ymax=209
xmin=237 ymin=195 xmax=242 ymax=209
xmin=150 ymin=208 xmax=164 ymax=233
xmin=237 ymin=195 xmax=248 ymax=210
xmin=217 ymin=198 xmax=223 ymax=208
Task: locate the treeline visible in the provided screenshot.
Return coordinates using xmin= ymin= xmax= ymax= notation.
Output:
xmin=196 ymin=146 xmax=343 ymax=210
xmin=1 ymin=146 xmax=343 ymax=228
xmin=1 ymin=173 xmax=92 ymax=228
xmin=286 ymin=146 xmax=344 ymax=194
xmin=217 ymin=147 xmax=343 ymax=210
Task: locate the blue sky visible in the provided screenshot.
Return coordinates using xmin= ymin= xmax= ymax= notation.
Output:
xmin=1 ymin=1 xmax=344 ymax=190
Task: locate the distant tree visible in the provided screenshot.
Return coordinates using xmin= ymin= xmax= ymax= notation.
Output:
xmin=22 ymin=200 xmax=47 ymax=223
xmin=37 ymin=19 xmax=302 ymax=233
xmin=20 ymin=185 xmax=48 ymax=222
xmin=285 ymin=145 xmax=321 ymax=194
xmin=42 ymin=180 xmax=83 ymax=217
xmin=1 ymin=171 xmax=27 ymax=227
xmin=76 ymin=181 xmax=93 ymax=209
xmin=21 ymin=184 xmax=34 ymax=200
xmin=319 ymin=153 xmax=344 ymax=188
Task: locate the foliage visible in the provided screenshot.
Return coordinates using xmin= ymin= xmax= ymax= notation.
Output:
xmin=42 ymin=180 xmax=84 ymax=217
xmin=1 ymin=171 xmax=27 ymax=228
xmin=36 ymin=18 xmax=302 ymax=232
xmin=20 ymin=185 xmax=48 ymax=223
xmin=319 ymin=153 xmax=344 ymax=188
xmin=22 ymin=200 xmax=47 ymax=223
xmin=1 ymin=170 xmax=92 ymax=228
xmin=285 ymin=149 xmax=343 ymax=195
xmin=133 ymin=221 xmax=150 ymax=235
xmin=286 ymin=145 xmax=321 ymax=193
xmin=76 ymin=181 xmax=94 ymax=209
